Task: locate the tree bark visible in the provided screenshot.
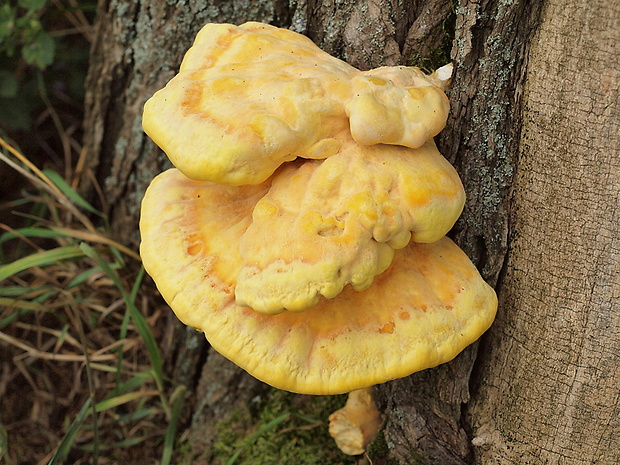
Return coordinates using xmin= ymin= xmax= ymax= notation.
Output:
xmin=466 ymin=0 xmax=620 ymax=462
xmin=81 ymin=0 xmax=619 ymax=463
xmin=374 ymin=0 xmax=544 ymax=461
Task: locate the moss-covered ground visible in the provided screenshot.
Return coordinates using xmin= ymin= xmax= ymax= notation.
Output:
xmin=197 ymin=388 xmax=361 ymax=465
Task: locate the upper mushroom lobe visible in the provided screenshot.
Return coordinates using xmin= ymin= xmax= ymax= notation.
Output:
xmin=142 ymin=22 xmax=449 ymax=186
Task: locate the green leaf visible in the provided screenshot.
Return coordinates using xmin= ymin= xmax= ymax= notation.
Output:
xmin=0 ymin=70 xmax=18 ymax=97
xmin=42 ymin=169 xmax=106 ymax=218
xmin=21 ymin=30 xmax=55 ymax=69
xmin=47 ymin=397 xmax=93 ymax=464
xmin=0 ymin=5 xmax=16 ymax=42
xmin=19 ymin=0 xmax=48 ymax=10
xmin=0 ymin=245 xmax=84 ymax=282
xmin=0 ymin=95 xmax=32 ymax=130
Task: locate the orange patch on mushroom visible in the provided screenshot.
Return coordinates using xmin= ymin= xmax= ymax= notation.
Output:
xmin=379 ymin=322 xmax=395 ymax=334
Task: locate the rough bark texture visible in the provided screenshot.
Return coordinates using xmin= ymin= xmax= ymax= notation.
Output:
xmin=466 ymin=0 xmax=620 ymax=463
xmin=374 ymin=1 xmax=544 ymax=462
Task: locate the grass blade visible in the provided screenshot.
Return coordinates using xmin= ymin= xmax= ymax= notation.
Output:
xmin=0 ymin=421 xmax=7 ymax=461
xmin=47 ymin=397 xmax=93 ymax=465
xmin=117 ymin=408 xmax=158 ymax=424
xmin=42 ymin=169 xmax=105 ymax=219
xmin=113 ymin=266 xmax=147 ymax=389
xmin=78 ymin=244 xmax=164 ymax=394
xmin=0 ymin=285 xmax=52 ymax=297
xmin=95 ymin=391 xmax=159 ymax=413
xmin=161 ymin=385 xmax=187 ymax=465
xmin=80 ymin=435 xmax=150 ymax=452
xmin=0 ymin=226 xmax=65 ymax=245
xmin=0 ymin=297 xmax=50 ymax=310
xmin=225 ymin=413 xmax=291 ymax=465
xmin=0 ymin=245 xmax=84 ymax=281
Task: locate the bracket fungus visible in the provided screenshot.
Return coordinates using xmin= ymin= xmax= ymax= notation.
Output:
xmin=142 ymin=22 xmax=450 ymax=185
xmin=140 ymin=21 xmax=497 ymax=456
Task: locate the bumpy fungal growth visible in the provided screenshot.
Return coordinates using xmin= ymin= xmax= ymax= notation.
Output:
xmin=140 ymin=168 xmax=496 ymax=394
xmin=236 ymin=135 xmax=465 ymax=313
xmin=142 ymin=22 xmax=450 ymax=185
xmin=140 ymin=20 xmax=497 ymax=419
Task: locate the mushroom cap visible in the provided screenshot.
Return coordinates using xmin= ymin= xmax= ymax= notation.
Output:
xmin=142 ymin=22 xmax=449 ymax=185
xmin=236 ymin=137 xmax=465 ymax=313
xmin=140 ymin=169 xmax=497 ymax=395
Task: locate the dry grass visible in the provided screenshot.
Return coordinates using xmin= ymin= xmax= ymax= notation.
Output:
xmin=0 ymin=4 xmax=187 ymax=462
xmin=0 ymin=134 xmax=182 ymax=463
xmin=0 ymin=3 xmax=186 ymax=461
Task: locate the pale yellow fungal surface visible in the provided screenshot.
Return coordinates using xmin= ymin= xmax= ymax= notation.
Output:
xmin=140 ymin=22 xmax=496 ymax=397
xmin=140 ymin=169 xmax=497 ymax=395
xmin=236 ymin=137 xmax=465 ymax=314
xmin=142 ymin=22 xmax=449 ymax=185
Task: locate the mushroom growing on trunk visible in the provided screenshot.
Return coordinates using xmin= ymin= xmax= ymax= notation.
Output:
xmin=328 ymin=387 xmax=382 ymax=456
xmin=139 ymin=21 xmax=497 ymax=456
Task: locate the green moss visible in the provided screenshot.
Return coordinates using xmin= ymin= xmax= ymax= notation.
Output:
xmin=407 ymin=2 xmax=456 ymax=73
xmin=365 ymin=421 xmax=400 ymax=465
xmin=173 ymin=441 xmax=196 ymax=465
xmin=209 ymin=389 xmax=358 ymax=465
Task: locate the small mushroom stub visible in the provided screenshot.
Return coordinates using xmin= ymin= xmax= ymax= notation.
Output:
xmin=139 ymin=22 xmax=498 ymax=398
xmin=328 ymin=387 xmax=382 ymax=455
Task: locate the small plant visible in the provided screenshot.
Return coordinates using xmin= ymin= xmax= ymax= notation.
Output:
xmin=0 ymin=0 xmax=93 ymax=130
xmin=0 ymin=0 xmax=56 ymax=70
xmin=406 ymin=2 xmax=456 ymax=74
xmin=0 ymin=137 xmax=184 ymax=464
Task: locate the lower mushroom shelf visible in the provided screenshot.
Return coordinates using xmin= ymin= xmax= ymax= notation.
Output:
xmin=140 ymin=168 xmax=497 ymax=395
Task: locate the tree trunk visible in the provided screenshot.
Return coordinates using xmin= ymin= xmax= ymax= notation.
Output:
xmin=82 ymin=0 xmax=619 ymax=463
xmin=466 ymin=0 xmax=620 ymax=462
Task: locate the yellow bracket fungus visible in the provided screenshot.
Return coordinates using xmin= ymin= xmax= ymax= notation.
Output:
xmin=141 ymin=167 xmax=496 ymax=394
xmin=142 ymin=22 xmax=449 ymax=186
xmin=236 ymin=136 xmax=465 ymax=313
xmin=140 ymin=21 xmax=497 ymax=456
